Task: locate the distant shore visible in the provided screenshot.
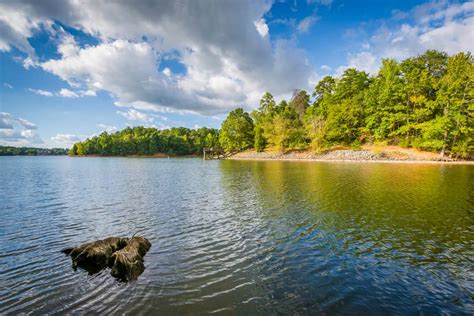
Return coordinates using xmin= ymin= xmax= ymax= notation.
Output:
xmin=226 ymin=146 xmax=474 ymax=165
xmin=70 ymin=153 xmax=199 ymax=158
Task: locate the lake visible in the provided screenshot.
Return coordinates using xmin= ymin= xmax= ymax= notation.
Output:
xmin=0 ymin=156 xmax=473 ymax=314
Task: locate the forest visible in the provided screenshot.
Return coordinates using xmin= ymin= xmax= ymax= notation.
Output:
xmin=71 ymin=50 xmax=473 ymax=158
xmin=69 ymin=127 xmax=220 ymax=156
xmin=0 ymin=146 xmax=68 ymax=156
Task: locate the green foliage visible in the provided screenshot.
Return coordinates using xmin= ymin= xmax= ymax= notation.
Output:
xmin=246 ymin=50 xmax=472 ymax=158
xmin=0 ymin=146 xmax=68 ymax=156
xmin=290 ymin=89 xmax=310 ymax=119
xmin=67 ymin=50 xmax=472 ymax=159
xmin=70 ymin=126 xmax=219 ymax=156
xmin=219 ymin=108 xmax=254 ymax=152
xmin=254 ymin=126 xmax=266 ymax=152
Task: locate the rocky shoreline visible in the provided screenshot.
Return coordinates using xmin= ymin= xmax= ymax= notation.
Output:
xmin=227 ymin=149 xmax=474 ymax=164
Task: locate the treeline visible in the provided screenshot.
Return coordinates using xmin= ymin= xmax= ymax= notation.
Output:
xmin=69 ymin=126 xmax=219 ymax=156
xmin=0 ymin=146 xmax=68 ymax=156
xmin=219 ymin=50 xmax=473 ymax=158
xmin=71 ymin=50 xmax=472 ymax=158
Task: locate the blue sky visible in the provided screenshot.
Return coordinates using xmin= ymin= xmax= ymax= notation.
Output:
xmin=0 ymin=0 xmax=473 ymax=148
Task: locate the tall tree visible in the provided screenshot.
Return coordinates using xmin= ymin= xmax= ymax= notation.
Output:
xmin=219 ymin=108 xmax=255 ymax=153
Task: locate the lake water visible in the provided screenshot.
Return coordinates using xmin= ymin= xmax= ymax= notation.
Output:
xmin=0 ymin=156 xmax=473 ymax=314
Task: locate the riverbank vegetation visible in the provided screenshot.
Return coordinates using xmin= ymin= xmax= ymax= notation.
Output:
xmin=70 ymin=50 xmax=472 ymax=159
xmin=69 ymin=126 xmax=219 ymax=156
xmin=0 ymin=146 xmax=67 ymax=156
xmin=220 ymin=50 xmax=473 ymax=159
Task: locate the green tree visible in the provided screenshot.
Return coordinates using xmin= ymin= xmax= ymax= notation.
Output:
xmin=419 ymin=52 xmax=473 ymax=157
xmin=219 ymin=108 xmax=255 ymax=153
xmin=290 ymin=89 xmax=310 ymax=119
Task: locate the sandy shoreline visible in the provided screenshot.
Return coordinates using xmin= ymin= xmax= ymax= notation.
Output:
xmin=226 ymin=147 xmax=474 ymax=165
xmin=226 ymin=156 xmax=474 ymax=164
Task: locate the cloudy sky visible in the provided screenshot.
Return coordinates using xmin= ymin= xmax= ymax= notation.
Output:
xmin=0 ymin=0 xmax=473 ymax=147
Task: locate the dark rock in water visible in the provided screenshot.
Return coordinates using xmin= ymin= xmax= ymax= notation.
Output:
xmin=62 ymin=236 xmax=151 ymax=281
xmin=110 ymin=236 xmax=152 ymax=281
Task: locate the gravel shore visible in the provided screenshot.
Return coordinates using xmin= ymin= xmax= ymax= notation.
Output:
xmin=227 ymin=148 xmax=474 ymax=164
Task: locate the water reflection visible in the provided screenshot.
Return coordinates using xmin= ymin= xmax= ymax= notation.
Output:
xmin=0 ymin=157 xmax=472 ymax=315
xmin=218 ymin=160 xmax=474 ymax=314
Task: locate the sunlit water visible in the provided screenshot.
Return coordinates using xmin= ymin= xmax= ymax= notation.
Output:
xmin=0 ymin=156 xmax=473 ymax=315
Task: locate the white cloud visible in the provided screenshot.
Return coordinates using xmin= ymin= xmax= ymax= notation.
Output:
xmin=0 ymin=112 xmax=37 ymax=130
xmin=0 ymin=112 xmax=43 ymax=146
xmin=3 ymin=83 xmax=13 ymax=89
xmin=97 ymin=124 xmax=117 ymax=133
xmin=29 ymin=87 xmax=94 ymax=98
xmin=81 ymin=89 xmax=96 ymax=96
xmin=336 ymin=0 xmax=474 ymax=76
xmin=0 ymin=114 xmax=13 ymax=129
xmin=336 ymin=51 xmax=379 ymax=75
xmin=17 ymin=117 xmax=37 ymax=130
xmin=387 ymin=1 xmax=474 ymax=56
xmin=162 ymin=67 xmax=171 ymax=77
xmin=50 ymin=133 xmax=89 ymax=147
xmin=29 ymin=88 xmax=54 ymax=97
xmin=0 ymin=129 xmax=42 ymax=145
xmin=117 ymin=109 xmax=154 ymax=122
xmin=254 ymin=19 xmax=269 ymax=37
xmin=58 ymin=88 xmax=79 ymax=98
xmin=0 ymin=1 xmax=44 ymax=57
xmin=0 ymin=0 xmax=313 ymax=115
xmin=297 ymin=16 xmax=319 ymax=33
xmin=22 ymin=56 xmax=39 ymax=69
xmin=51 ymin=133 xmax=82 ymax=143
xmin=320 ymin=65 xmax=331 ymax=72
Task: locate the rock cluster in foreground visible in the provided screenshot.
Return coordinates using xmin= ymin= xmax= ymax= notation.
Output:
xmin=62 ymin=236 xmax=151 ymax=281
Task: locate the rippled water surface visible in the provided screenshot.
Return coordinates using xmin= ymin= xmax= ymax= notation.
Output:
xmin=1 ymin=156 xmax=473 ymax=314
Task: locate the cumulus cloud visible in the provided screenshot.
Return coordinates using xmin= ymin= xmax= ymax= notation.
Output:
xmin=0 ymin=0 xmax=313 ymax=115
xmin=297 ymin=16 xmax=319 ymax=33
xmin=51 ymin=133 xmax=82 ymax=143
xmin=337 ymin=0 xmax=474 ymax=76
xmin=29 ymin=88 xmax=54 ymax=96
xmin=17 ymin=117 xmax=38 ymax=130
xmin=0 ymin=115 xmax=13 ymax=129
xmin=0 ymin=1 xmax=44 ymax=57
xmin=3 ymin=83 xmax=13 ymax=89
xmin=336 ymin=51 xmax=379 ymax=75
xmin=117 ymin=109 xmax=154 ymax=122
xmin=162 ymin=67 xmax=171 ymax=77
xmin=390 ymin=1 xmax=474 ymax=56
xmin=58 ymin=88 xmax=78 ymax=98
xmin=0 ymin=112 xmax=43 ymax=146
xmin=0 ymin=112 xmax=37 ymax=130
xmin=320 ymin=65 xmax=331 ymax=72
xmin=254 ymin=19 xmax=269 ymax=37
xmin=1 ymin=0 xmax=471 ymax=114
xmin=29 ymin=87 xmax=94 ymax=97
xmin=82 ymin=90 xmax=96 ymax=96
xmin=97 ymin=124 xmax=117 ymax=133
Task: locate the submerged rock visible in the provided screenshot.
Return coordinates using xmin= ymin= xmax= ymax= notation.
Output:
xmin=62 ymin=236 xmax=151 ymax=281
xmin=110 ymin=236 xmax=151 ymax=281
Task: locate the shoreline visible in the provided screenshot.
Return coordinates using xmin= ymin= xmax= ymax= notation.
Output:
xmin=226 ymin=147 xmax=474 ymax=165
xmin=69 ymin=154 xmax=199 ymax=158
xmin=226 ymin=156 xmax=474 ymax=165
